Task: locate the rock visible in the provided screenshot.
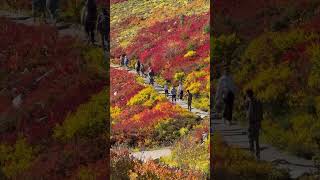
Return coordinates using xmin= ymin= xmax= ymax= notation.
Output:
xmin=12 ymin=94 xmax=22 ymax=109
xmin=35 ymin=116 xmax=48 ymax=123
xmin=22 ymin=68 xmax=29 ymax=74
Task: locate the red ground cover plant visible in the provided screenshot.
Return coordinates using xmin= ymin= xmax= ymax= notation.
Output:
xmin=0 ymin=18 xmax=106 ymax=144
xmin=110 ymin=68 xmax=144 ymax=107
xmin=0 ymin=18 xmax=107 ymax=179
xmin=112 ymin=13 xmax=210 ymax=81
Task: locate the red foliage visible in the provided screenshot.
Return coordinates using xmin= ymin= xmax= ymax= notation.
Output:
xmin=112 ymin=13 xmax=210 ymax=81
xmin=110 ymin=68 xmax=144 ymax=107
xmin=0 ymin=18 xmax=106 ymax=144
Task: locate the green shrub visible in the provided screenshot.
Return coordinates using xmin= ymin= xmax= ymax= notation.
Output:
xmin=213 ymin=135 xmax=289 ymax=179
xmin=162 ymin=136 xmax=209 ymax=174
xmin=154 ymin=116 xmax=199 ymax=145
xmin=110 ymin=150 xmax=135 ymax=180
xmin=83 ymin=47 xmax=107 ymax=79
xmin=0 ymin=138 xmax=35 ymax=179
xmin=54 ymin=89 xmax=108 ymax=141
xmin=77 ymin=167 xmax=96 ymax=180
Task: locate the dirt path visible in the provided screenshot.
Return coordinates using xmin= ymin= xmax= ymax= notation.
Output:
xmin=212 ymin=112 xmax=316 ymax=178
xmin=0 ymin=10 xmax=99 ymax=44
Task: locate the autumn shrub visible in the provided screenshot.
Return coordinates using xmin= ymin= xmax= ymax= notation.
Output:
xmin=110 ymin=149 xmax=135 ymax=179
xmin=213 ymin=135 xmax=290 ymax=180
xmin=262 ymin=114 xmax=320 ymax=159
xmin=308 ymin=44 xmax=320 ymax=89
xmin=113 ymin=102 xmax=198 ymax=147
xmin=76 ymin=167 xmax=96 ymax=180
xmin=161 ymin=122 xmax=209 ymax=176
xmin=127 ymin=86 xmax=166 ymax=107
xmin=0 ymin=138 xmax=35 ymax=179
xmin=192 ymin=96 xmax=210 ymax=111
xmin=153 ymin=115 xmax=200 ymax=145
xmin=83 ymin=47 xmax=107 ymax=79
xmin=54 ymin=89 xmax=107 ymax=141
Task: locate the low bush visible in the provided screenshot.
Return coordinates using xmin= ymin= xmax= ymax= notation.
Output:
xmin=213 ymin=135 xmax=290 ymax=180
xmin=0 ymin=138 xmax=35 ymax=179
xmin=54 ymin=89 xmax=108 ymax=141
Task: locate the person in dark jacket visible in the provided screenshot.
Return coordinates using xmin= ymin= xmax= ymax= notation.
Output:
xmin=135 ymin=59 xmax=141 ymax=75
xmin=97 ymin=7 xmax=109 ymax=50
xmin=140 ymin=63 xmax=145 ymax=77
xmin=46 ymin=0 xmax=60 ymax=24
xmin=81 ymin=0 xmax=97 ymax=45
xmin=119 ymin=54 xmax=123 ymax=66
xmin=187 ymin=90 xmax=192 ymax=111
xmin=245 ymin=89 xmax=263 ymax=160
xmin=223 ymin=89 xmax=235 ymax=125
xmin=32 ymin=0 xmax=46 ymax=23
xmin=171 ymin=86 xmax=177 ymax=103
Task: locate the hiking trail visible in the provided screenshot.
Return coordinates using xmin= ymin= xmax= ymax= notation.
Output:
xmin=212 ymin=113 xmax=316 ymax=178
xmin=110 ymin=64 xmax=210 ymax=162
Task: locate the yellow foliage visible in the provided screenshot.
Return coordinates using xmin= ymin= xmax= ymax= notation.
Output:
xmin=111 ymin=106 xmax=121 ymax=125
xmin=188 ymin=81 xmax=201 ymax=94
xmin=127 ymin=86 xmax=166 ymax=107
xmin=0 ymin=138 xmax=34 ymax=179
xmin=184 ymin=50 xmax=196 ymax=58
xmin=174 ymin=72 xmax=185 ymax=81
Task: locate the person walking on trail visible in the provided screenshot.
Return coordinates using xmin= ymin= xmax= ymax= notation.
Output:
xmin=46 ymin=0 xmax=60 ymax=24
xmin=97 ymin=7 xmax=109 ymax=50
xmin=140 ymin=63 xmax=145 ymax=77
xmin=178 ymin=81 xmax=184 ymax=100
xmin=124 ymin=55 xmax=129 ymax=68
xmin=245 ymin=89 xmax=263 ymax=160
xmin=215 ymin=67 xmax=236 ymax=118
xmin=223 ymin=89 xmax=235 ymax=125
xmin=164 ymin=82 xmax=169 ymax=97
xmin=148 ymin=67 xmax=154 ymax=78
xmin=171 ymin=86 xmax=177 ymax=103
xmin=32 ymin=0 xmax=46 ymax=23
xmin=149 ymin=75 xmax=154 ymax=86
xmin=135 ymin=59 xmax=141 ymax=75
xmin=81 ymin=0 xmax=98 ymax=45
xmin=187 ymin=90 xmax=192 ymax=111
xmin=119 ymin=54 xmax=124 ymax=66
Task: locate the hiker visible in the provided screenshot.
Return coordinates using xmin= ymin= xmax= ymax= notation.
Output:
xmin=245 ymin=89 xmax=263 ymax=160
xmin=135 ymin=59 xmax=141 ymax=75
xmin=164 ymin=82 xmax=169 ymax=97
xmin=148 ymin=67 xmax=154 ymax=78
xmin=32 ymin=0 xmax=46 ymax=23
xmin=187 ymin=90 xmax=192 ymax=111
xmin=178 ymin=81 xmax=183 ymax=100
xmin=81 ymin=0 xmax=98 ymax=45
xmin=149 ymin=76 xmax=154 ymax=85
xmin=140 ymin=63 xmax=145 ymax=77
xmin=124 ymin=55 xmax=129 ymax=68
xmin=97 ymin=7 xmax=109 ymax=50
xmin=171 ymin=86 xmax=177 ymax=103
xmin=46 ymin=0 xmax=60 ymax=24
xmin=119 ymin=54 xmax=124 ymax=66
xmin=223 ymin=89 xmax=235 ymax=125
xmin=215 ymin=66 xmax=236 ymax=118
